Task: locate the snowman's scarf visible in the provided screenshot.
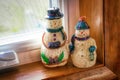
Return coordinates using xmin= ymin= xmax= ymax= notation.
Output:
xmin=47 ymin=26 xmax=65 ymax=40
xmin=74 ymin=36 xmax=90 ymax=41
xmin=69 ymin=34 xmax=90 ymax=53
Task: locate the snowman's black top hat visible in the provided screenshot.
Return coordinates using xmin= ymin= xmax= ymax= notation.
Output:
xmin=45 ymin=7 xmax=63 ymax=20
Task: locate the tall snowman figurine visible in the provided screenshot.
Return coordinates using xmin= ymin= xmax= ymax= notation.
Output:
xmin=69 ymin=16 xmax=97 ymax=68
xmin=41 ymin=8 xmax=69 ymax=68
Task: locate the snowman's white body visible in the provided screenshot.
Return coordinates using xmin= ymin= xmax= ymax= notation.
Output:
xmin=41 ymin=18 xmax=69 ymax=67
xmin=71 ymin=37 xmax=97 ymax=68
xmin=43 ymin=30 xmax=64 ymax=45
xmin=71 ymin=28 xmax=97 ymax=68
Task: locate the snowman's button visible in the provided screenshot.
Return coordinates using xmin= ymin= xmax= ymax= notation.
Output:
xmin=53 ymin=38 xmax=56 ymax=41
xmin=53 ymin=34 xmax=56 ymax=37
xmin=81 ymin=55 xmax=84 ymax=57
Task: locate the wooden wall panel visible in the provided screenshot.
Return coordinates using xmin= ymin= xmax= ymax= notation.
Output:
xmin=79 ymin=0 xmax=104 ymax=63
xmin=104 ymin=0 xmax=120 ymax=77
xmin=68 ymin=0 xmax=80 ymax=40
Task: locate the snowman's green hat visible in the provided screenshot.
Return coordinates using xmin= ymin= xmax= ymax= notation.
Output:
xmin=75 ymin=16 xmax=90 ymax=30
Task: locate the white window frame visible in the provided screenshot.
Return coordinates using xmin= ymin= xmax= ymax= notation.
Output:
xmin=0 ymin=0 xmax=68 ymax=53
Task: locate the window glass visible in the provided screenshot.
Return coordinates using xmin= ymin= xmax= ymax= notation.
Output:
xmin=0 ymin=0 xmax=50 ymax=37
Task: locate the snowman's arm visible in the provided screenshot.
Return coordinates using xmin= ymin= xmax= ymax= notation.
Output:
xmin=89 ymin=45 xmax=96 ymax=61
xmin=89 ymin=46 xmax=96 ymax=53
xmin=69 ymin=34 xmax=75 ymax=53
xmin=71 ymin=34 xmax=75 ymax=44
xmin=89 ymin=39 xmax=97 ymax=53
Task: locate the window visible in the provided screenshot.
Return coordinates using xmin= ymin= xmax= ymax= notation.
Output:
xmin=0 ymin=0 xmax=47 ymax=44
xmin=0 ymin=0 xmax=68 ymax=52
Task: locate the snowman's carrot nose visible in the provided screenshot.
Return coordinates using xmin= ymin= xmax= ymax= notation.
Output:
xmin=81 ymin=31 xmax=83 ymax=34
xmin=79 ymin=16 xmax=86 ymax=21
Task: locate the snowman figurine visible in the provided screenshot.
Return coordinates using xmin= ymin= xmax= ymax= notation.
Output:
xmin=69 ymin=16 xmax=97 ymax=68
xmin=40 ymin=8 xmax=69 ymax=68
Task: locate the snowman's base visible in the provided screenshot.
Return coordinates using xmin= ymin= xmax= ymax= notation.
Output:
xmin=73 ymin=63 xmax=96 ymax=68
xmin=42 ymin=60 xmax=67 ymax=68
xmin=72 ymin=59 xmax=96 ymax=68
xmin=41 ymin=41 xmax=69 ymax=68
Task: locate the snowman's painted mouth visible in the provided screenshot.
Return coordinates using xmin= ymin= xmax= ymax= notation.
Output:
xmin=77 ymin=32 xmax=88 ymax=38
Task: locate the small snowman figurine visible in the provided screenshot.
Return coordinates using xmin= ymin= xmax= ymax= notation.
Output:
xmin=41 ymin=8 xmax=69 ymax=68
xmin=69 ymin=16 xmax=97 ymax=68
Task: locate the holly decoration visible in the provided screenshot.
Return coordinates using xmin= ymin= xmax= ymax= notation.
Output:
xmin=41 ymin=51 xmax=64 ymax=64
xmin=58 ymin=51 xmax=64 ymax=62
xmin=41 ymin=52 xmax=49 ymax=64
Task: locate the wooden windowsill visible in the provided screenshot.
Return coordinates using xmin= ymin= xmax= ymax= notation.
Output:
xmin=0 ymin=61 xmax=104 ymax=80
xmin=51 ymin=67 xmax=117 ymax=80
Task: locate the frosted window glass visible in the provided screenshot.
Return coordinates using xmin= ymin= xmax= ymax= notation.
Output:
xmin=0 ymin=0 xmax=52 ymax=37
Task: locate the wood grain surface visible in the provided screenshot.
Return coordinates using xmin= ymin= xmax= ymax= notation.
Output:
xmin=68 ymin=0 xmax=80 ymax=41
xmin=0 ymin=61 xmax=103 ymax=80
xmin=51 ymin=67 xmax=117 ymax=80
xmin=104 ymin=0 xmax=120 ymax=79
